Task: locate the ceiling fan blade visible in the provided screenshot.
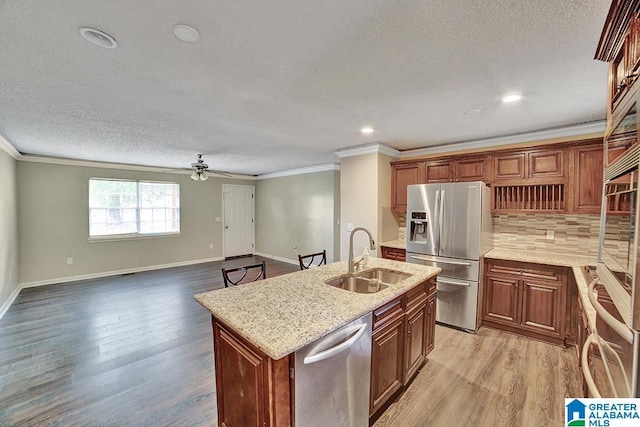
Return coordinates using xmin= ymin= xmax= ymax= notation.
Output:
xmin=209 ymin=169 xmax=233 ymax=177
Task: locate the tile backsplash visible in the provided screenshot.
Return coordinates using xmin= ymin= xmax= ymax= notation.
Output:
xmin=492 ymin=213 xmax=601 ymax=256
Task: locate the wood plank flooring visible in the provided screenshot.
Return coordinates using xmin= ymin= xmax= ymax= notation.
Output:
xmin=1 ymin=257 xmax=582 ymax=426
xmin=373 ymin=325 xmax=582 ymax=427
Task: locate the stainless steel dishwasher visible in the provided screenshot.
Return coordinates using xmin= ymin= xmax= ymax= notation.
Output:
xmin=294 ymin=312 xmax=372 ymax=427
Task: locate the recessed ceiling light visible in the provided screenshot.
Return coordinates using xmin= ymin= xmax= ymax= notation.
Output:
xmin=79 ymin=27 xmax=117 ymax=49
xmin=464 ymin=108 xmax=482 ymax=116
xmin=173 ymin=24 xmax=200 ymax=43
xmin=501 ymin=94 xmax=522 ymax=103
xmin=360 ymin=126 xmax=375 ymax=135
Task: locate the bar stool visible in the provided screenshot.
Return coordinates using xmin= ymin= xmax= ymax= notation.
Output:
xmin=221 ymin=261 xmax=266 ymax=287
xmin=298 ymin=250 xmax=327 ymax=270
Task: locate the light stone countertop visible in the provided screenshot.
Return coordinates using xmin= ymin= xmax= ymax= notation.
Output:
xmin=485 ymin=248 xmax=598 ymax=330
xmin=194 ymin=257 xmax=441 ymax=360
xmin=376 ymin=241 xmax=600 ymax=331
xmin=380 ymin=239 xmax=406 ymax=250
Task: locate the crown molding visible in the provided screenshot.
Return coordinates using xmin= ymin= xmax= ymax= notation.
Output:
xmin=19 ymin=154 xmax=256 ymax=179
xmin=257 ymin=163 xmax=340 ymax=179
xmin=398 ymin=120 xmax=606 ymax=158
xmin=0 ymin=133 xmax=21 ymax=159
xmin=335 ymin=143 xmax=400 ymax=159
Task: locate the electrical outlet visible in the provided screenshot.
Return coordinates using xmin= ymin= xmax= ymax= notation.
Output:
xmin=209 ymin=244 xmax=214 ymax=249
xmin=546 ymin=230 xmax=555 ymax=240
xmin=293 ymin=244 xmax=297 ymax=250
xmin=67 ymin=257 xmax=73 ymax=265
xmin=215 ymin=217 xmax=221 ymax=222
xmin=8 ymin=271 xmax=12 ymax=280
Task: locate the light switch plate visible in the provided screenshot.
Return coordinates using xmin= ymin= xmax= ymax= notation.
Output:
xmin=347 ymin=222 xmax=354 ymax=232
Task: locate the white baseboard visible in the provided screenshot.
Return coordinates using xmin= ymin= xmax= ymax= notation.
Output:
xmin=18 ymin=257 xmax=225 ymax=289
xmin=0 ymin=284 xmax=22 ymax=320
xmin=254 ymin=252 xmax=299 ymax=266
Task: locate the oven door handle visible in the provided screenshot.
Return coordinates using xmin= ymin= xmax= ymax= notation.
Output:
xmin=587 ymin=279 xmax=634 ymax=344
xmin=581 ymin=334 xmax=601 ymax=398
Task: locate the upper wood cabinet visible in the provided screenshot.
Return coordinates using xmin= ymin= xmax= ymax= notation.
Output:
xmin=494 ymin=148 xmax=564 ymax=181
xmin=570 ymin=143 xmax=604 ymax=214
xmin=453 ymin=156 xmax=489 ymax=182
xmin=390 ymin=138 xmax=602 ymax=214
xmin=391 ymin=162 xmax=425 ymax=212
xmin=424 ymin=160 xmax=452 ymax=183
xmin=494 ymin=153 xmax=525 ymax=180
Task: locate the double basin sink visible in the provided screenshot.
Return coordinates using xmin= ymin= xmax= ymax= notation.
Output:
xmin=325 ymin=268 xmax=411 ymax=294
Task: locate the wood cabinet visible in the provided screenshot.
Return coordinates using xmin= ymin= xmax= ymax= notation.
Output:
xmin=381 ymin=246 xmax=406 ymax=261
xmin=390 ymin=138 xmax=602 ymax=214
xmin=213 ymin=320 xmax=292 ymax=427
xmin=370 ymin=279 xmax=436 ymax=420
xmin=482 ymin=259 xmax=568 ymax=346
xmin=453 ymin=156 xmax=489 ymax=182
xmin=424 ymin=160 xmax=452 ymax=183
xmin=391 ymin=162 xmax=425 ymax=212
xmin=570 ymin=143 xmax=604 ymax=214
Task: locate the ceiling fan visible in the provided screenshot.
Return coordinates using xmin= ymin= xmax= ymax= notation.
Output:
xmin=190 ymin=154 xmax=231 ymax=181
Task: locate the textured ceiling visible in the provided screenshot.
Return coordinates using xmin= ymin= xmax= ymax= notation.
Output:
xmin=0 ymin=0 xmax=610 ymax=175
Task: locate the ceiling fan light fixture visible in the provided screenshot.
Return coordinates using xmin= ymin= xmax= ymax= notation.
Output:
xmin=190 ymin=171 xmax=199 ymax=181
xmin=79 ymin=27 xmax=118 ymax=49
xmin=199 ymin=171 xmax=208 ymax=181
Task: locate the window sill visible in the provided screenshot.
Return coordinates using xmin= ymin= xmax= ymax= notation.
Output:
xmin=88 ymin=233 xmax=181 ymax=243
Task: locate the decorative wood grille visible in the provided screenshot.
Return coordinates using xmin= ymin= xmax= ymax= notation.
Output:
xmin=493 ymin=184 xmax=565 ymax=212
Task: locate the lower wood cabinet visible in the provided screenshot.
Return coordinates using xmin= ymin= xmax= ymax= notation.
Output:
xmin=213 ymin=320 xmax=292 ymax=427
xmin=370 ymin=279 xmax=436 ymax=420
xmin=381 ymin=246 xmax=406 ymax=261
xmin=482 ymin=259 xmax=568 ymax=346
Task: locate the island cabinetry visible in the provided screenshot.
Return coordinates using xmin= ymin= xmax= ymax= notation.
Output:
xmin=391 ymin=162 xmax=425 ymax=212
xmin=213 ymin=320 xmax=292 ymax=427
xmin=370 ymin=278 xmax=436 ymax=420
xmin=381 ymin=246 xmax=406 ymax=261
xmin=482 ymin=259 xmax=569 ymax=346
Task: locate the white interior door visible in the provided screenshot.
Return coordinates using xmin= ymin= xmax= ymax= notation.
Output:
xmin=223 ymin=184 xmax=255 ymax=258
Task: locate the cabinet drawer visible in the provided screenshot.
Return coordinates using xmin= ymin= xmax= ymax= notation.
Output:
xmin=486 ymin=259 xmax=565 ymax=282
xmin=381 ymin=246 xmax=406 ymax=261
xmin=405 ymin=282 xmax=428 ymax=310
xmin=373 ymin=297 xmax=403 ymax=331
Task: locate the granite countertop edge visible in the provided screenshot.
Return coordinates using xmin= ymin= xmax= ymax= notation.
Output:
xmin=194 ymin=258 xmax=441 ymax=360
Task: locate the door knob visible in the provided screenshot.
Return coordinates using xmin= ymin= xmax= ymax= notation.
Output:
xmin=225 ymin=226 xmax=229 ymax=229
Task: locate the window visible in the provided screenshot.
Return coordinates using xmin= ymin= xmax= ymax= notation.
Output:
xmin=89 ymin=179 xmax=180 ymax=239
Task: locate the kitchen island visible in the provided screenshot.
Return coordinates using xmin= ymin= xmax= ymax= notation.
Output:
xmin=195 ymin=257 xmax=440 ymax=426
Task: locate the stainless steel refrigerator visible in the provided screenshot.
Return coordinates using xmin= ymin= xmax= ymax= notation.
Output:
xmin=405 ymin=181 xmax=492 ymax=332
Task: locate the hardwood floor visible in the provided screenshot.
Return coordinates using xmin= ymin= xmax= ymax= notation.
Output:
xmin=1 ymin=258 xmax=582 ymax=426
xmin=373 ymin=325 xmax=582 ymax=427
xmin=0 ymin=256 xmax=298 ymax=426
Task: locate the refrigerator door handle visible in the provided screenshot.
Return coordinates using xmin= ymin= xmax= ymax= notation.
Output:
xmin=438 ymin=189 xmax=445 ymax=253
xmin=434 ymin=189 xmax=440 ymax=252
xmin=438 ymin=278 xmax=471 ymax=287
xmin=409 ymin=255 xmax=471 ymax=266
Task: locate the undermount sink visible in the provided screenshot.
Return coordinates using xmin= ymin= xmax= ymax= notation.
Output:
xmin=325 ymin=268 xmax=411 ymax=294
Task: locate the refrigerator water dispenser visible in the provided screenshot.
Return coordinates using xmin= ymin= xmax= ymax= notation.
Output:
xmin=409 ymin=211 xmax=428 ymax=243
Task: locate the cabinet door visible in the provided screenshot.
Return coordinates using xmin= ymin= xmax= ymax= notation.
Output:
xmin=453 ymin=157 xmax=488 ymax=182
xmin=528 ymin=149 xmax=564 ymax=178
xmin=483 ymin=275 xmax=520 ymax=326
xmin=391 ymin=162 xmax=425 ymax=212
xmin=494 ymin=153 xmax=525 ymax=180
xmin=571 ymin=144 xmax=603 ymax=214
xmin=520 ymin=279 xmax=565 ymax=337
xmin=215 ymin=323 xmax=267 ymax=427
xmin=404 ymin=301 xmax=428 ymax=385
xmin=370 ymin=316 xmax=405 ymax=416
xmin=425 ymin=161 xmax=452 ymax=183
xmin=425 ymin=294 xmax=436 ymax=356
